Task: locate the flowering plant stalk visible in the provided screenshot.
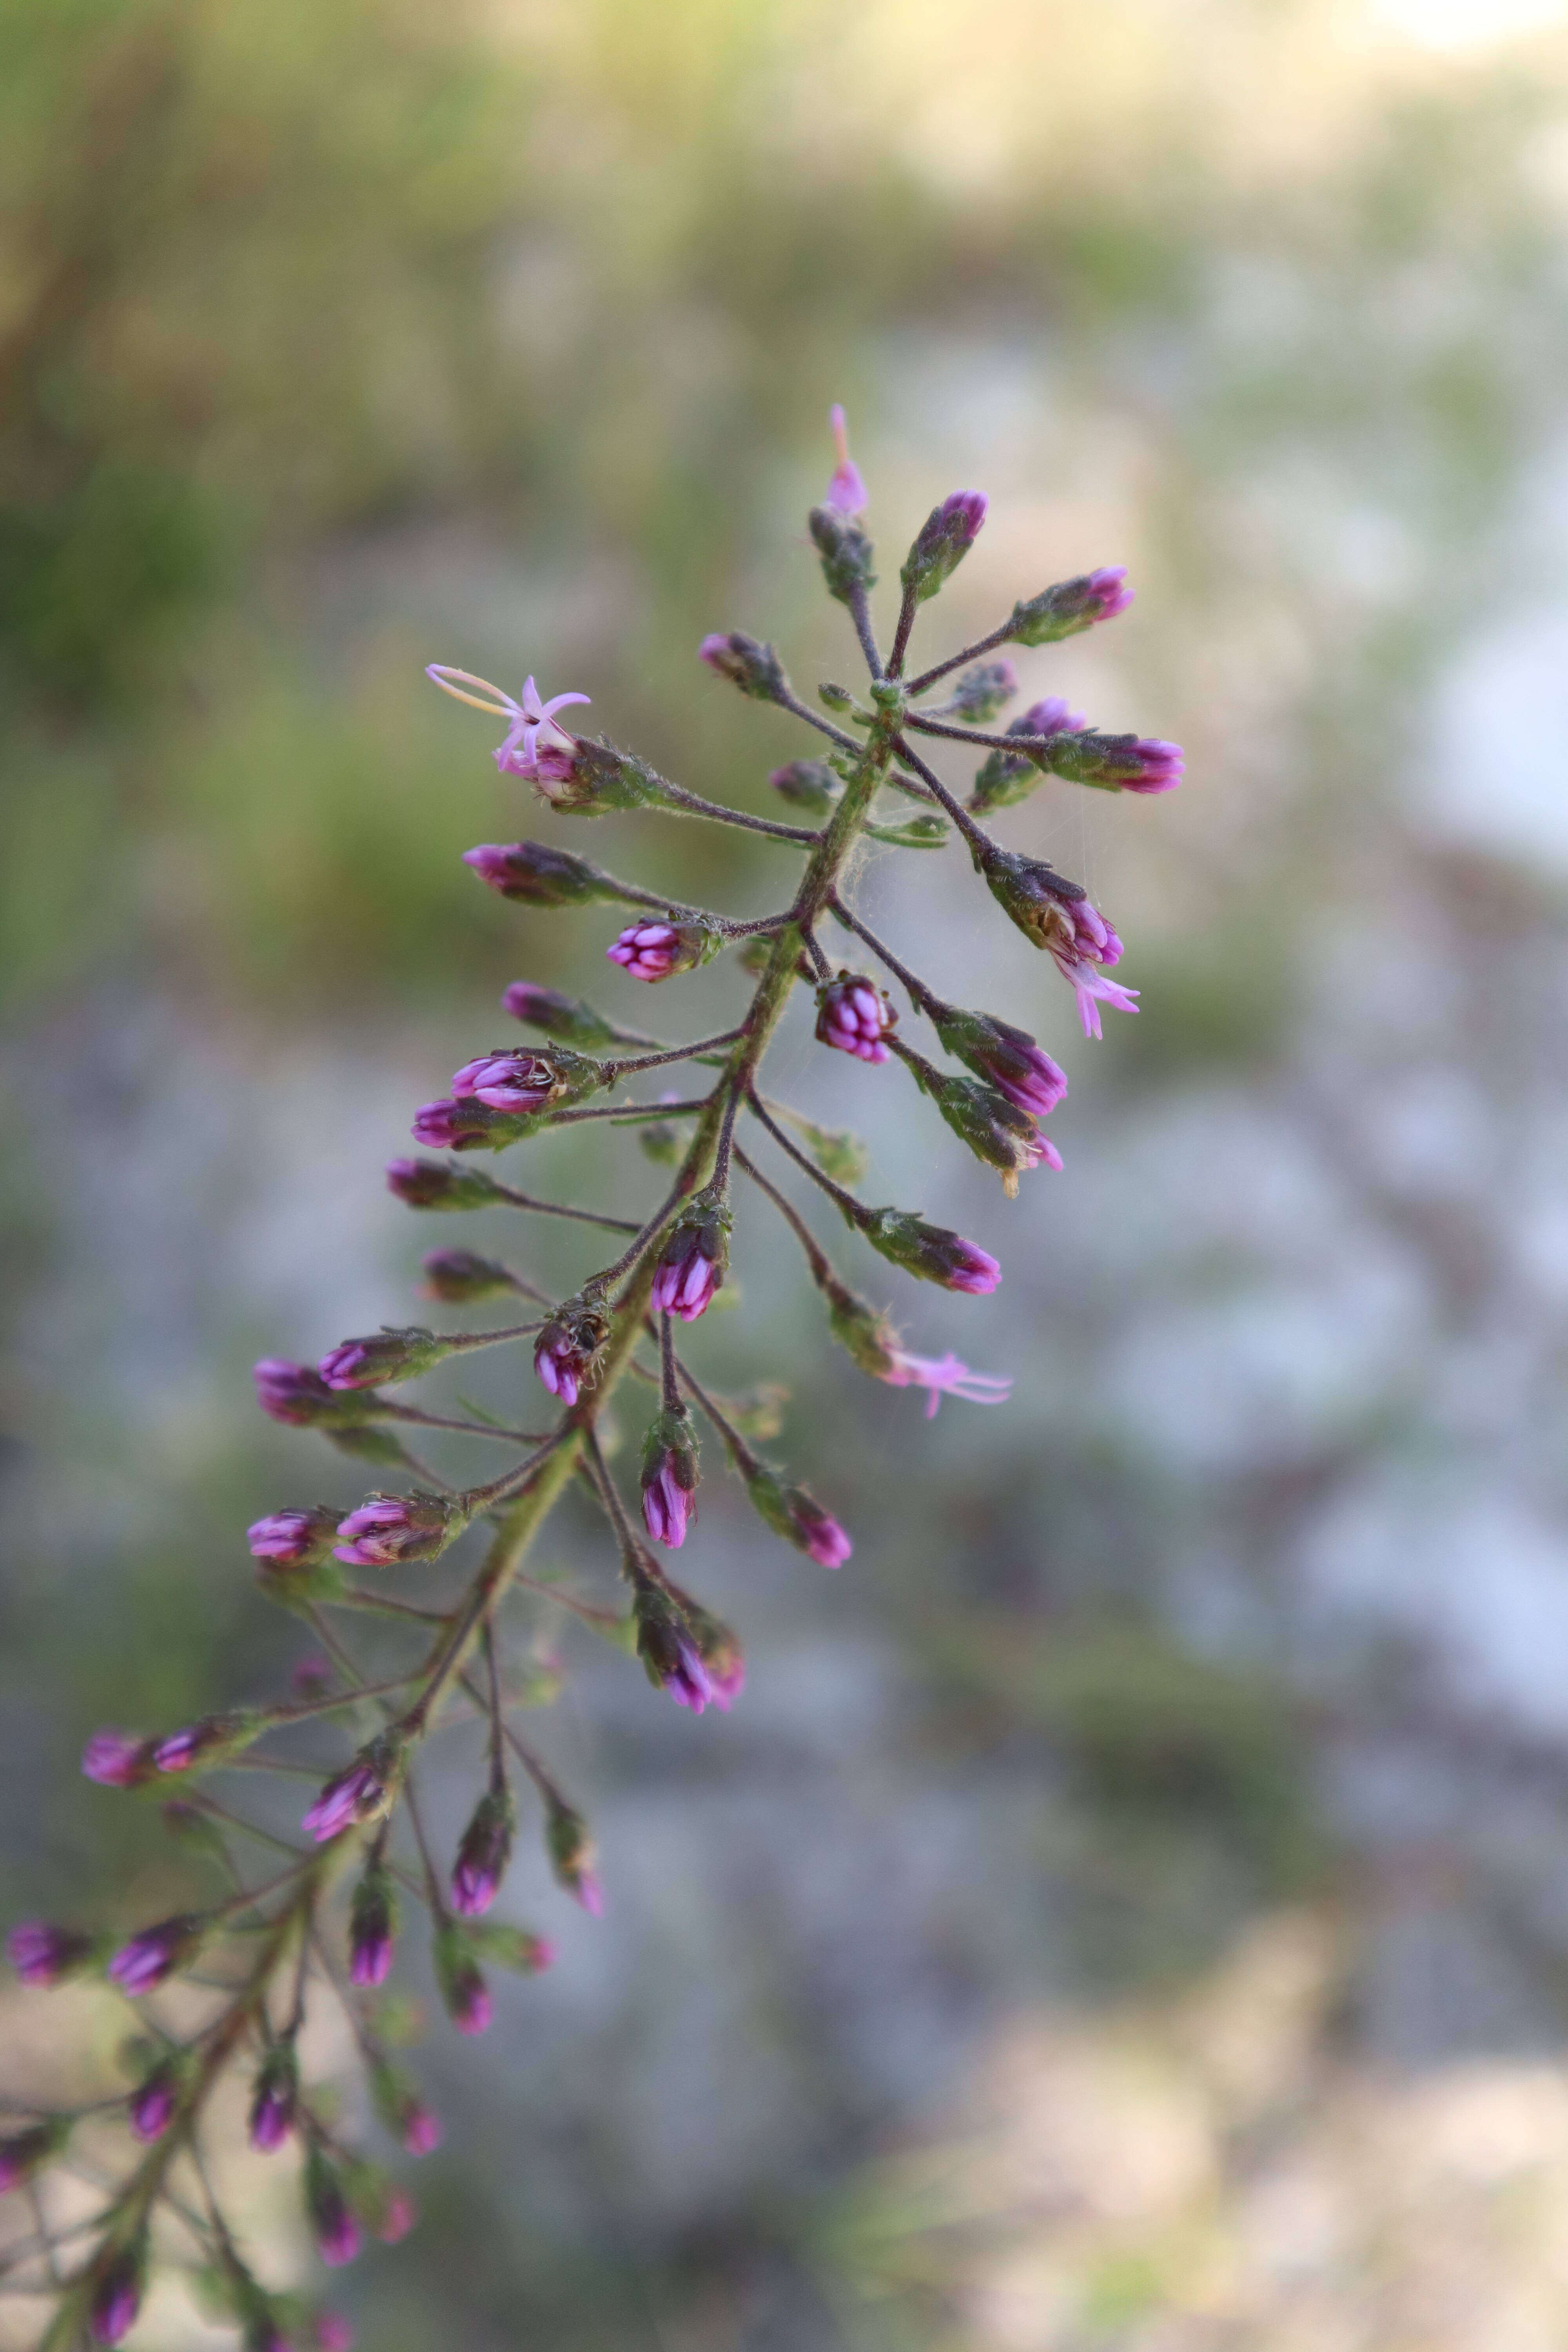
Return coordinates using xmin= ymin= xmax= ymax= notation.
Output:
xmin=2 ymin=409 xmax=1180 ymax=2348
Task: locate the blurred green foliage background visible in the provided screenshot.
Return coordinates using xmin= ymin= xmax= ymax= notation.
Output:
xmin=7 ymin=0 xmax=1568 ymax=2345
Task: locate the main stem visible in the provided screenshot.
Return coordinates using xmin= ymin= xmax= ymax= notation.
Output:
xmin=403 ymin=693 xmax=905 ymax=1733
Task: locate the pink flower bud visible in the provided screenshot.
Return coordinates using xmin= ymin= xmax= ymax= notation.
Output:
xmin=107 ymin=1916 xmax=201 ymax=1996
xmin=88 ymin=2245 xmax=145 ymax=2345
xmin=826 ymin=403 xmax=868 ymax=516
xmin=815 ymin=974 xmax=897 ymax=1064
xmin=82 ymin=1730 xmax=155 ymax=1789
xmin=249 ymin=2048 xmax=298 ymax=2152
xmin=301 ymin=1757 xmax=390 ymax=1843
xmin=332 ymin=1494 xmax=451 ymax=1569
xmin=449 ymin=1049 xmax=560 ymax=1114
xmin=649 ymin=1204 xmax=730 ymax=1324
xmin=128 ymin=2061 xmax=179 ymax=2142
xmin=450 ymin=1790 xmax=515 ymax=1918
xmin=247 ymin=1508 xmax=339 ymax=1567
xmin=605 ymin=921 xmax=687 ymax=983
xmin=533 ymin=1298 xmax=609 ymax=1407
xmin=252 ymin=1359 xmax=352 ymax=1427
xmin=7 ymin=1921 xmax=95 ymax=1987
xmin=410 ymin=1097 xmax=494 ymax=1150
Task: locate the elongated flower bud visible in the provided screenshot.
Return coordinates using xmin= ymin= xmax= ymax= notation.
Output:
xmin=632 ymin=1577 xmax=715 ymax=1713
xmin=252 ymin=1359 xmax=378 ymax=1430
xmin=370 ymin=2060 xmax=443 ymax=2156
xmin=501 ymin=982 xmax=642 ymax=1050
xmin=450 ymin=1788 xmax=516 ymax=1918
xmin=892 ymin=1045 xmax=1057 ymax=1196
xmin=808 ymin=505 xmax=876 ymax=607
xmin=410 ymin=1096 xmax=534 ymax=1152
xmin=900 ymin=489 xmax=987 ymax=605
xmin=82 ymin=1730 xmax=158 ymax=1789
xmin=943 ymin=659 xmax=1017 ymax=724
xmin=768 ymin=759 xmax=838 ymax=815
xmin=1007 ymin=565 xmax=1132 ymax=645
xmin=332 ymin=1492 xmax=456 ymax=1569
xmin=530 ymin=737 xmax=680 ymax=816
xmin=247 ymin=1506 xmax=341 ymax=1567
xmin=606 ymin=917 xmax=724 ymax=983
xmin=301 ymin=1737 xmax=401 ymax=1843
xmin=450 ymin=1049 xmax=562 ymax=1114
xmin=640 ymin=1406 xmax=698 ymax=1548
xmin=545 ymin=1797 xmax=604 ymax=1916
xmin=249 ymin=2045 xmax=298 ymax=2152
xmin=857 ymin=1208 xmax=1001 ymax=1295
xmin=649 ymin=1200 xmax=730 ymax=1323
xmin=107 ymin=1915 xmax=206 ymax=1996
xmin=662 ymin=1582 xmax=746 ymax=1707
xmin=968 ymin=695 xmax=1086 ymax=814
xmin=1038 ymin=726 xmax=1184 ymax=795
xmin=534 ymin=1296 xmax=610 ymax=1406
xmin=741 ymin=1463 xmax=853 ymax=1568
xmin=463 ymin=840 xmax=631 ymax=907
xmin=385 ymin=1157 xmax=508 ymax=1210
xmin=420 ymin=1249 xmax=517 ymax=1304
xmin=349 ymin=1860 xmax=398 ymax=1987
xmin=929 ymin=1007 xmax=1067 ymax=1119
xmin=6 ymin=1921 xmax=99 ymax=1988
xmin=433 ymin=1927 xmax=493 ymax=2036
xmin=697 ymin=631 xmax=789 ymax=702
xmin=815 ymin=973 xmax=896 ymax=1064
xmin=152 ymin=1710 xmax=262 ymax=1777
xmin=305 ymin=2147 xmax=361 ymax=2268
xmin=88 ymin=2236 xmax=146 ymax=2345
xmin=0 ymin=2120 xmax=70 ymax=2194
xmin=825 ymin=403 xmax=868 ymax=517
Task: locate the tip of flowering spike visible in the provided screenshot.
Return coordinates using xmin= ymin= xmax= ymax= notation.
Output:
xmin=825 ymin=402 xmax=868 ymax=516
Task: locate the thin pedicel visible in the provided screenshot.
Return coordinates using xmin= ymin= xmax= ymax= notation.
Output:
xmin=5 ymin=407 xmax=1180 ymax=2343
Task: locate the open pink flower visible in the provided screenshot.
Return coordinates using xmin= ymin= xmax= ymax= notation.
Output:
xmin=426 ymin=666 xmax=590 ymax=787
xmin=878 ymin=1350 xmax=1013 ymax=1419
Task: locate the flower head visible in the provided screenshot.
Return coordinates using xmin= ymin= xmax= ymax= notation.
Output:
xmin=1008 ymin=565 xmax=1133 ymax=645
xmin=332 ymin=1493 xmax=453 ymax=1569
xmin=534 ymin=1296 xmax=610 ymax=1406
xmin=301 ymin=1746 xmax=397 ymax=1843
xmin=697 ymin=632 xmax=788 ymax=701
xmin=82 ymin=1729 xmax=156 ymax=1789
xmin=649 ymin=1201 xmax=730 ymax=1323
xmin=932 ymin=1008 xmax=1067 ymax=1119
xmin=7 ymin=1921 xmax=97 ymax=1988
xmin=349 ymin=1863 xmax=397 ymax=1987
xmin=815 ymin=973 xmax=897 ymax=1064
xmin=632 ymin=1578 xmax=716 ymax=1714
xmin=462 ymin=840 xmax=612 ymax=907
xmin=449 ymin=1048 xmax=561 ymax=1115
xmin=249 ymin=2047 xmax=298 ymax=2152
xmin=306 ymin=2150 xmax=361 ymax=2269
xmin=88 ymin=2241 xmax=146 ymax=2346
xmin=860 ymin=1209 xmax=1002 ymax=1295
xmin=640 ymin=1407 xmax=698 ymax=1548
xmin=426 ymin=666 xmax=590 ymax=789
xmin=252 ymin=1359 xmax=368 ymax=1429
xmin=385 ymin=1157 xmax=505 ymax=1210
xmin=1043 ymin=725 xmax=1184 ymax=795
xmin=247 ymin=1507 xmax=340 ymax=1567
xmin=878 ymin=1349 xmax=1013 ymax=1419
xmin=128 ymin=2061 xmax=180 ymax=2142
xmin=450 ymin=1788 xmax=515 ymax=1918
xmin=901 ymin=488 xmax=987 ymax=603
xmin=968 ymin=696 xmax=1087 ymax=815
xmin=606 ymin=918 xmax=717 ymax=983
xmin=107 ymin=1915 xmax=203 ymax=1997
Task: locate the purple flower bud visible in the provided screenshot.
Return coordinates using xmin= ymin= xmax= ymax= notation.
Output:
xmin=461 ymin=840 xmax=611 ymax=907
xmin=767 ymin=759 xmax=838 ymax=815
xmin=252 ymin=1359 xmax=365 ymax=1428
xmin=318 ymin=1328 xmax=443 ymax=1393
xmin=742 ymin=1465 xmax=853 ymax=1568
xmin=249 ymin=2044 xmax=298 ymax=2152
xmin=349 ymin=1863 xmax=397 ymax=1987
xmin=825 ymin=403 xmax=868 ymax=517
xmin=107 ymin=1915 xmax=203 ymax=1996
xmin=292 ymin=1653 xmax=333 ymax=1699
xmin=879 ymin=1349 xmax=1013 ymax=1419
xmin=332 ymin=1492 xmax=452 ymax=1569
xmin=151 ymin=1714 xmax=245 ymax=1775
xmin=697 ymin=630 xmax=789 ymax=701
xmin=307 ymin=2152 xmax=361 ymax=2269
xmin=88 ymin=2242 xmax=146 ymax=2345
xmin=450 ymin=1789 xmax=515 ymax=1918
xmin=967 ymin=697 xmax=1087 ymax=815
xmin=605 ymin=918 xmax=716 ymax=984
xmin=400 ymin=2101 xmax=442 ymax=2156
xmin=1042 ymin=726 xmax=1184 ymax=795
xmin=639 ymin=1405 xmax=698 ymax=1549
xmin=247 ymin=1507 xmax=341 ymax=1567
xmin=649 ymin=1201 xmax=730 ymax=1324
xmin=546 ymin=1799 xmax=604 ymax=1915
xmin=932 ymin=1008 xmax=1067 ymax=1119
xmin=409 ymin=1096 xmax=508 ymax=1151
xmin=1008 ymin=565 xmax=1132 ymax=646
xmin=385 ymin=1157 xmax=506 ymax=1210
xmin=433 ymin=1934 xmax=494 ymax=2035
xmin=944 ymin=660 xmax=1018 ymax=724
xmin=900 ymin=488 xmax=987 ymax=604
xmin=128 ymin=2061 xmax=179 ymax=2143
xmin=0 ymin=2120 xmax=68 ymax=2192
xmin=419 ymin=1248 xmax=516 ymax=1304
xmin=632 ymin=1578 xmax=719 ymax=1714
xmin=450 ymin=1048 xmax=561 ymax=1114
xmin=815 ymin=973 xmax=897 ymax=1065
xmin=533 ymin=1296 xmax=610 ymax=1407
xmin=860 ymin=1208 xmax=1002 ymax=1295
xmin=377 ymin=2187 xmax=417 ymax=2243
xmin=301 ymin=1746 xmax=396 ymax=1843
xmin=82 ymin=1730 xmax=156 ymax=1789
xmin=7 ymin=1921 xmax=96 ymax=1987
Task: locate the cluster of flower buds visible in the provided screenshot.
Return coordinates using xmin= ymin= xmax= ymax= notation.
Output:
xmin=6 ymin=408 xmax=1179 ymax=2345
